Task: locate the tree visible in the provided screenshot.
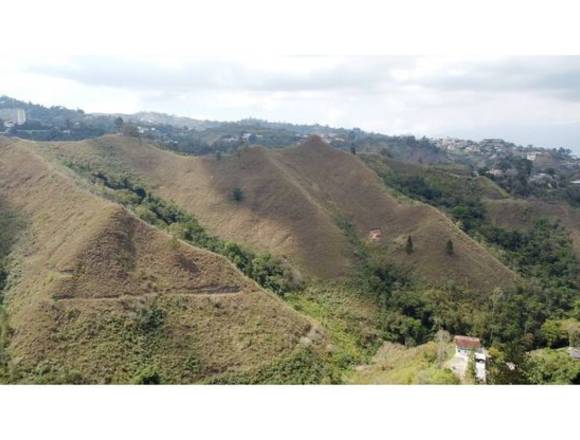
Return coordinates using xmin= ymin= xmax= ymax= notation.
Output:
xmin=573 ymin=301 xmax=580 ymax=321
xmin=541 ymin=320 xmax=564 ymax=348
xmin=467 ymin=353 xmax=477 ymax=383
xmin=526 ymin=349 xmax=580 ymax=384
xmin=405 ymin=235 xmax=414 ymax=254
xmin=132 ymin=366 xmax=161 ymax=384
xmin=486 ymin=345 xmax=531 ymax=384
xmin=232 ymin=187 xmax=244 ymax=202
xmin=435 ymin=329 xmax=451 ymax=367
xmin=446 ymin=239 xmax=454 ymax=255
xmin=114 ymin=117 xmax=124 ymax=132
xmin=121 ymin=123 xmax=140 ymax=137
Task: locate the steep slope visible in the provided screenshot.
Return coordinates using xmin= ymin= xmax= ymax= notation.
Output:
xmin=0 ymin=138 xmax=325 ymax=384
xmin=41 ymin=135 xmax=517 ymax=291
xmin=270 ymin=139 xmax=517 ymax=290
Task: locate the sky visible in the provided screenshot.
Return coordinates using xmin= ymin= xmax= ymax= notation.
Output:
xmin=2 ymin=55 xmax=580 ymax=152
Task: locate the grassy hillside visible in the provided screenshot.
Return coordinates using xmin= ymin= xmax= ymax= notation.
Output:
xmin=364 ymin=155 xmax=509 ymax=201
xmin=485 ymin=198 xmax=580 ymax=258
xmin=0 ymin=139 xmax=336 ymax=384
xmin=1 ymin=135 xmax=577 ymax=384
xmin=39 ymin=134 xmax=517 ymax=292
xmin=349 ymin=341 xmax=459 ymax=384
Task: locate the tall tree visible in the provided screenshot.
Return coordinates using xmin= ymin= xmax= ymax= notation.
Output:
xmin=405 ymin=235 xmax=414 ymax=254
xmin=114 ymin=117 xmax=124 ymax=132
xmin=435 ymin=329 xmax=451 ymax=367
xmin=446 ymin=239 xmax=454 ymax=256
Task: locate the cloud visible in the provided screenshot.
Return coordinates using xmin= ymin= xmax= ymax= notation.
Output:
xmin=4 ymin=55 xmax=580 ymax=151
xmin=28 ymin=56 xmax=410 ymax=93
xmin=405 ymin=56 xmax=580 ymax=100
xmin=28 ymin=55 xmax=580 ymax=103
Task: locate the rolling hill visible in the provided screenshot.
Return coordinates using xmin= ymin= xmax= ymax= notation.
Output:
xmin=0 ymin=137 xmax=331 ymax=384
xmin=38 ymin=134 xmax=517 ymax=291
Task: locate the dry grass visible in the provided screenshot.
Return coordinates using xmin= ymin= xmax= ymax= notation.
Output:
xmin=39 ymin=135 xmax=516 ymax=291
xmin=0 ymin=139 xmax=322 ymax=383
xmin=349 ymin=341 xmax=459 ymax=384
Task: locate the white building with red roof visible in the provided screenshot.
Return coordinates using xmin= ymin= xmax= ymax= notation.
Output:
xmin=451 ymin=335 xmax=487 ymax=383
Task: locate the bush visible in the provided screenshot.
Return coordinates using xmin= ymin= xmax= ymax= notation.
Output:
xmin=446 ymin=239 xmax=454 ymax=255
xmin=132 ymin=366 xmax=162 ymax=384
xmin=541 ymin=320 xmax=567 ymax=348
xmin=527 ymin=349 xmax=580 ymax=384
xmin=136 ymin=305 xmax=165 ymax=333
xmin=405 ymin=236 xmax=414 ymax=254
xmin=232 ymin=187 xmax=244 ymax=202
xmin=134 ymin=205 xmax=160 ymax=225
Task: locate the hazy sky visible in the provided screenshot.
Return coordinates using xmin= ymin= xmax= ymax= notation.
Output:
xmin=2 ymin=55 xmax=580 ymax=151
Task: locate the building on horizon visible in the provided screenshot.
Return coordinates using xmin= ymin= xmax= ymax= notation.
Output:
xmin=0 ymin=108 xmax=27 ymax=126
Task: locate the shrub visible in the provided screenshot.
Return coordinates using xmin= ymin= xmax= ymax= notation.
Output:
xmin=446 ymin=239 xmax=454 ymax=255
xmin=132 ymin=367 xmax=162 ymax=384
xmin=134 ymin=205 xmax=160 ymax=225
xmin=405 ymin=235 xmax=414 ymax=254
xmin=232 ymin=187 xmax=244 ymax=202
xmin=136 ymin=305 xmax=165 ymax=333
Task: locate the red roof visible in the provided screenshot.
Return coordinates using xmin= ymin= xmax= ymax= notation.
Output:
xmin=454 ymin=335 xmax=481 ymax=350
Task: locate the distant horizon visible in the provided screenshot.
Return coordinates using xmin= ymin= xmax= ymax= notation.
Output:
xmin=3 ymin=92 xmax=577 ymax=154
xmin=1 ymin=56 xmax=579 ymax=153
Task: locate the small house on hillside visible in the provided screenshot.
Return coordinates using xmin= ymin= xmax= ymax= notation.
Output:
xmin=368 ymin=228 xmax=382 ymax=241
xmin=454 ymin=335 xmax=481 ymax=356
xmin=453 ymin=335 xmax=487 ymax=382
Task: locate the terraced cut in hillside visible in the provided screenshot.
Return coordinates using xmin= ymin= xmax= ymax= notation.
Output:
xmin=0 ymin=138 xmax=326 ymax=384
xmin=41 ymin=135 xmax=517 ymax=291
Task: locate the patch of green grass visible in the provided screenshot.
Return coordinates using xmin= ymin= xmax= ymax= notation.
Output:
xmin=350 ymin=342 xmax=459 ymax=384
xmin=287 ymin=282 xmax=385 ymax=371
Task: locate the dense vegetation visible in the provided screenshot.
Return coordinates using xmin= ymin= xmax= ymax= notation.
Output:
xmin=361 ymin=158 xmax=580 ymax=383
xmin=480 ymin=220 xmax=579 ymax=289
xmin=380 ymin=166 xmax=486 ymax=233
xmin=483 ymin=156 xmax=533 ymax=197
